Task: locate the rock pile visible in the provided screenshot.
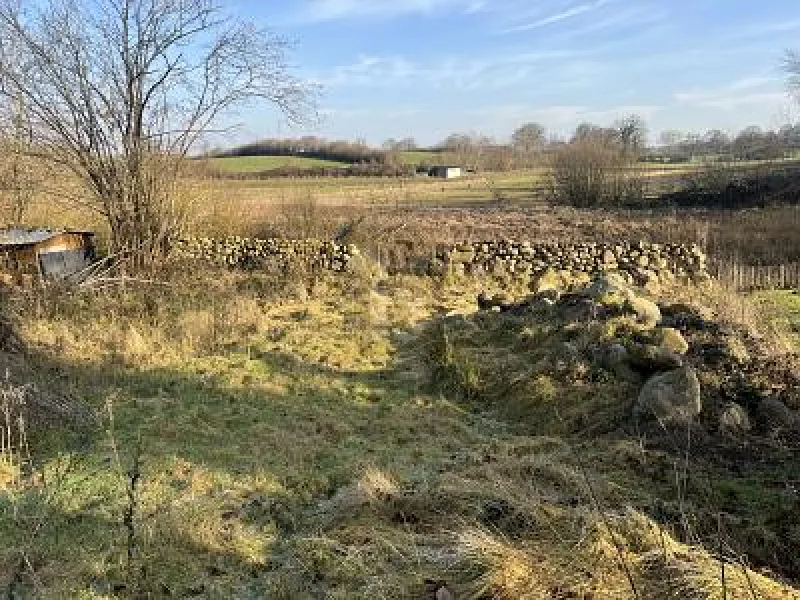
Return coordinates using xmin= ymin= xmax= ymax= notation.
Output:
xmin=173 ymin=237 xmax=360 ymax=272
xmin=479 ymin=272 xmax=703 ymax=427
xmin=432 ymin=241 xmax=709 ymax=284
xmin=476 ymin=271 xmax=800 ymax=435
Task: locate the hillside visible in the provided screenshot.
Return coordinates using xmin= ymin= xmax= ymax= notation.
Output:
xmin=208 ymin=156 xmax=351 ymax=173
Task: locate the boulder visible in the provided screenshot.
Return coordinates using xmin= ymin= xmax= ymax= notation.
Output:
xmin=757 ymin=398 xmax=797 ymax=434
xmin=636 ymin=367 xmax=702 ymax=425
xmin=604 ymin=343 xmax=642 ymax=383
xmin=650 ymin=327 xmax=690 ymax=355
xmin=719 ymin=402 xmax=752 ymax=435
xmin=584 ymin=273 xmax=633 ymax=302
xmin=531 ymin=268 xmax=562 ymax=294
xmin=627 ymin=343 xmax=684 ymax=372
xmin=626 ymin=295 xmax=661 ymax=328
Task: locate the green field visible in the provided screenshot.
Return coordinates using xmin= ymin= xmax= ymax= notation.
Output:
xmin=395 ymin=150 xmax=445 ymax=165
xmin=208 ymin=155 xmax=349 ymax=173
xmin=208 ymin=151 xmax=444 ymax=173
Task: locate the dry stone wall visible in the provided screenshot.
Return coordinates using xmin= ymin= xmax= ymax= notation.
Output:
xmin=174 ymin=237 xmax=359 ymax=272
xmin=430 ymin=240 xmax=709 ymax=283
xmin=173 ymin=236 xmax=710 ymax=283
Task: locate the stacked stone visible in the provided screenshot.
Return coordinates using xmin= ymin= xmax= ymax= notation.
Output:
xmin=432 ymin=241 xmax=708 ymax=282
xmin=173 ymin=237 xmax=358 ymax=272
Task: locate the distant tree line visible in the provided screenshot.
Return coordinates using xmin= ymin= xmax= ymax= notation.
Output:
xmin=212 ymin=117 xmax=800 ymax=179
xmin=649 ymin=126 xmax=800 ymax=163
xmin=209 ymin=162 xmax=415 ymax=179
xmin=382 ymin=137 xmax=418 ymax=151
xmin=212 ymin=137 xmax=388 ymax=165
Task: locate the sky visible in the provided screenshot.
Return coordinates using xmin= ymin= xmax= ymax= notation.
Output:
xmin=220 ymin=0 xmax=800 ymax=147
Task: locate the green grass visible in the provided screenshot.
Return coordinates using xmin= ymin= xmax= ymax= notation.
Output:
xmin=2 ymin=273 xmax=800 ymax=598
xmin=751 ymin=289 xmax=800 ymax=349
xmin=208 ymin=155 xmax=350 ymax=173
xmin=395 ymin=150 xmax=445 ymax=165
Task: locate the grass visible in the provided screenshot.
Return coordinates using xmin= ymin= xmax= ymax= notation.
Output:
xmin=1 ymin=268 xmax=799 ymax=598
xmin=207 ymin=156 xmax=350 ymax=173
xmin=751 ymin=289 xmax=800 ymax=349
xmin=395 ymin=150 xmax=445 ymax=165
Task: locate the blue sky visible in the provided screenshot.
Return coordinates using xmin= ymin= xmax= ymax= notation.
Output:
xmin=222 ymin=0 xmax=800 ymax=146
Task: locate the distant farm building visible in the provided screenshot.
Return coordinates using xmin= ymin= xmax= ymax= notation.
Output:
xmin=0 ymin=229 xmax=96 ymax=282
xmin=429 ymin=166 xmax=463 ymax=179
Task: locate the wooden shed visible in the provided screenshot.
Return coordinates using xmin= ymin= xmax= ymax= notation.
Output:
xmin=0 ymin=229 xmax=96 ymax=281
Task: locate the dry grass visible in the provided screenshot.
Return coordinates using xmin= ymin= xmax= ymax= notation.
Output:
xmin=3 ymin=161 xmax=800 ymax=597
xmin=0 ymin=266 xmax=798 ymax=598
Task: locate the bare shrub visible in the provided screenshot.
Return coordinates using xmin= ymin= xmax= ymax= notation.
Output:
xmin=550 ymin=139 xmax=644 ymax=207
xmin=1 ymin=376 xmax=28 ymax=490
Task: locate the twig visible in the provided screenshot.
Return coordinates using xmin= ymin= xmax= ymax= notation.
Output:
xmin=124 ymin=436 xmax=143 ymax=579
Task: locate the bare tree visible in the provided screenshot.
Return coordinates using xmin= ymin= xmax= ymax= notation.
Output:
xmin=511 ymin=123 xmax=547 ymax=154
xmin=0 ymin=94 xmax=38 ymax=225
xmin=614 ymin=114 xmax=648 ymax=157
xmin=0 ymin=0 xmax=315 ymax=265
xmin=382 ymin=137 xmax=416 ymax=152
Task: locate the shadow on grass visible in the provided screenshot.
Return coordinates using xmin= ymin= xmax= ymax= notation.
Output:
xmin=5 ymin=299 xmax=800 ymax=595
xmin=3 ymin=342 xmax=469 ymax=596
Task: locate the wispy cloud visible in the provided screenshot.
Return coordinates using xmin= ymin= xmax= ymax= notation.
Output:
xmin=311 ymin=49 xmax=591 ymax=90
xmin=501 ymin=0 xmax=610 ymax=33
xmin=296 ymin=0 xmax=487 ymax=22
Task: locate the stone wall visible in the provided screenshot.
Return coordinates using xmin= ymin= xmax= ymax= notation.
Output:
xmin=173 ymin=237 xmax=359 ymax=272
xmin=430 ymin=240 xmax=709 ymax=284
xmin=173 ymin=236 xmax=710 ymax=283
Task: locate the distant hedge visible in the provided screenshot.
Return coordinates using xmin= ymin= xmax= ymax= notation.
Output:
xmin=209 ymin=163 xmax=416 ymax=179
xmin=211 ymin=137 xmax=389 ymax=165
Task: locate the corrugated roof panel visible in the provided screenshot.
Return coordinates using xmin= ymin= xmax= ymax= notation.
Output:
xmin=0 ymin=229 xmax=59 ymax=246
xmin=0 ymin=229 xmax=94 ymax=247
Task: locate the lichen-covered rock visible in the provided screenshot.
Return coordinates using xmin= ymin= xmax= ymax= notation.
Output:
xmin=650 ymin=327 xmax=690 ymax=355
xmin=719 ymin=402 xmax=752 ymax=435
xmin=531 ymin=268 xmax=562 ymax=294
xmin=627 ymin=343 xmax=684 ymax=372
xmin=584 ymin=273 xmax=633 ymax=302
xmin=636 ymin=367 xmax=702 ymax=425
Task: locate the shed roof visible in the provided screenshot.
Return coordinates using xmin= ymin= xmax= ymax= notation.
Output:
xmin=0 ymin=228 xmax=94 ymax=247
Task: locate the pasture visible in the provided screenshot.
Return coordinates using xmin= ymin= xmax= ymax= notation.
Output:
xmin=207 ymin=155 xmax=350 ymax=173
